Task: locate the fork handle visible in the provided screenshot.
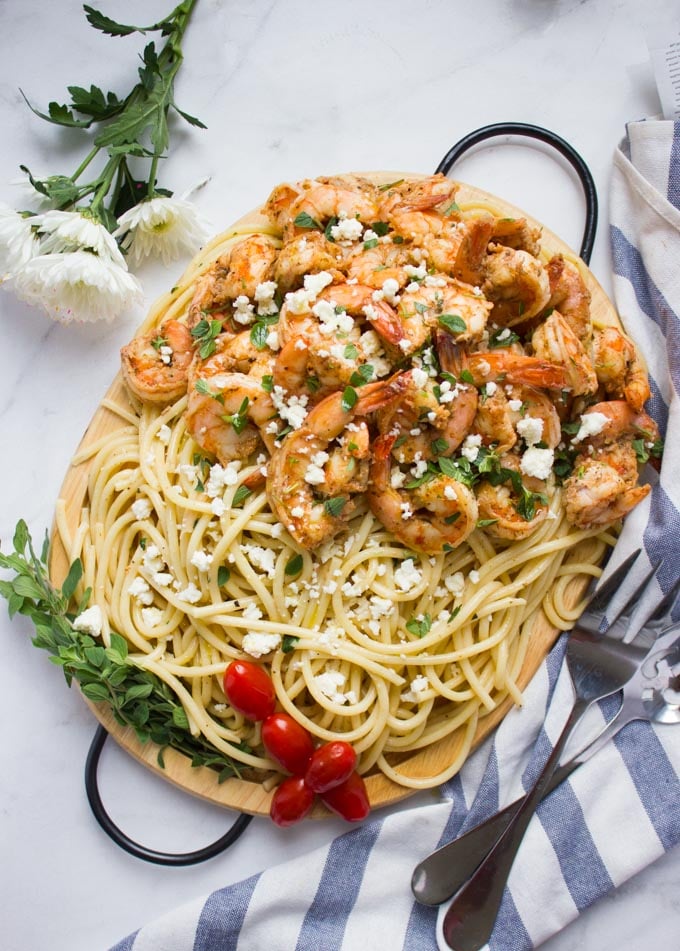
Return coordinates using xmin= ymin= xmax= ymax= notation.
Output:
xmin=442 ymin=698 xmax=590 ymax=951
xmin=412 ymin=702 xmax=630 ymax=907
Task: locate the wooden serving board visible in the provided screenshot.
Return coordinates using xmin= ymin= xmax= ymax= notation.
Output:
xmin=49 ymin=174 xmax=620 ymax=817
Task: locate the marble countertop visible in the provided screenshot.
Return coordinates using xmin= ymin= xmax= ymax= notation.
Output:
xmin=1 ymin=1 xmax=679 ymax=948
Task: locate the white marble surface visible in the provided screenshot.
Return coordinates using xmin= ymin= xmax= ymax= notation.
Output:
xmin=0 ymin=1 xmax=678 ymax=948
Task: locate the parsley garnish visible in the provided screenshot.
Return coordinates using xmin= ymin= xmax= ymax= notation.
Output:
xmin=294 ymin=211 xmax=322 ymax=230
xmin=191 ymin=318 xmax=223 ymax=359
xmin=285 ymin=553 xmax=303 ymax=576
xmin=324 ymin=497 xmax=347 ymax=517
xmin=405 ymin=614 xmax=432 ymax=638
xmin=438 ymin=314 xmax=467 ymax=335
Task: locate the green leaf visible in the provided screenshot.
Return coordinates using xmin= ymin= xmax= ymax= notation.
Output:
xmin=285 ymin=553 xmax=303 ymax=576
xmin=68 ymin=84 xmax=124 ymax=120
xmin=20 ymin=91 xmax=93 ymax=129
xmin=323 ymin=497 xmax=347 ymax=518
xmin=282 ymin=635 xmax=299 ymax=653
xmin=232 ymin=485 xmax=252 ymax=507
xmin=13 ymin=520 xmax=29 ymax=555
xmin=81 ymin=682 xmax=111 ymax=703
xmin=294 ymin=211 xmax=322 ymax=231
xmin=341 ymin=386 xmax=358 ymax=412
xmin=61 ymin=559 xmax=83 ymax=601
xmin=261 ymin=374 xmax=274 ymax=394
xmin=437 ymin=313 xmax=467 ymax=335
xmin=406 ymin=614 xmax=432 ymax=638
xmin=217 ymin=566 xmax=230 ymax=586
xmin=172 ymin=706 xmax=190 ymax=729
xmin=363 ymin=238 xmax=379 ymax=250
xmin=488 ymin=327 xmax=520 ymax=349
xmin=371 ymin=221 xmax=390 ymax=236
xmin=83 ymin=4 xmax=141 ymax=36
xmin=172 ymin=103 xmax=207 ymax=129
xmin=12 ymin=576 xmax=45 ymax=601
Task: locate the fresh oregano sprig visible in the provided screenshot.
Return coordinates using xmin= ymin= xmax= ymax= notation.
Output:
xmin=0 ymin=520 xmax=241 ymax=782
xmin=19 ymin=0 xmax=205 ymax=230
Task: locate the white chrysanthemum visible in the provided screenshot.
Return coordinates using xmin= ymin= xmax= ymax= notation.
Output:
xmin=114 ymin=195 xmax=208 ymax=266
xmin=13 ymin=251 xmax=142 ymax=323
xmin=0 ymin=204 xmax=40 ymax=278
xmin=36 ymin=209 xmax=125 ymax=266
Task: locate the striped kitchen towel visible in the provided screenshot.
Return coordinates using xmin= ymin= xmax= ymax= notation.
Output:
xmin=111 ymin=121 xmax=680 ymax=951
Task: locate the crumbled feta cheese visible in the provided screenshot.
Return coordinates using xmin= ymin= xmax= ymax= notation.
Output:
xmin=369 ymin=596 xmax=394 ymax=620
xmin=242 ymin=602 xmax=263 ymax=621
xmin=461 ymin=433 xmax=483 ymax=462
xmin=520 ymin=446 xmax=555 ymax=480
xmin=190 ymin=550 xmax=214 ymax=572
xmin=271 ymin=385 xmax=309 ymax=429
xmin=159 ymin=345 xmax=173 ymax=365
xmin=206 ymin=461 xmax=240 ymax=497
xmin=233 ymin=295 xmax=255 ymax=325
xmin=303 ymin=270 xmax=334 ymax=298
xmin=244 ymin=545 xmax=277 ymax=578
xmin=410 ymin=458 xmax=428 ymax=479
xmin=314 ymin=670 xmax=351 ymax=704
xmin=394 ymin=558 xmax=422 ymax=592
xmin=444 ymin=572 xmax=465 ymax=597
xmin=242 ymin=632 xmax=281 ymax=658
xmin=390 ymin=467 xmax=407 ymax=489
xmin=254 ymin=281 xmax=278 ymax=316
xmin=330 ymin=215 xmax=363 ymax=244
xmin=265 ymin=330 xmax=280 ymax=351
xmin=443 ymin=484 xmax=457 ymax=501
xmin=401 ymin=674 xmax=430 ymax=703
xmin=516 ymin=415 xmax=544 ymax=446
xmin=140 ymin=607 xmax=163 ymax=628
xmin=131 ymin=498 xmax=152 ymax=520
xmin=485 ymin=381 xmax=498 ymax=397
xmin=468 ymin=569 xmax=480 ymax=584
xmin=400 ymin=502 xmax=414 ymax=520
xmin=157 ymin=424 xmax=171 ymax=444
xmin=404 ymin=263 xmax=427 ymax=280
xmin=291 ymin=506 xmax=305 ymax=518
xmin=211 ymin=498 xmax=226 ymax=517
xmin=176 ymin=583 xmax=202 ymax=604
xmin=381 ymin=277 xmax=400 ymax=303
xmin=73 ymin=605 xmax=103 ymax=637
xmin=128 ymin=576 xmax=154 ymax=605
xmin=304 ymin=463 xmax=326 ymax=485
xmin=508 ymin=399 xmax=523 ymax=412
xmin=411 ymin=367 xmax=430 ymax=389
xmin=572 ymin=411 xmax=610 ymax=444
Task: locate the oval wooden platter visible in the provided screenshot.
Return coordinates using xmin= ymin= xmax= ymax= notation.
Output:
xmin=49 ymin=173 xmax=620 ymax=817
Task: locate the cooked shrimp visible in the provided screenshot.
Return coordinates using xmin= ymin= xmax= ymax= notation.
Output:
xmin=367 ymin=433 xmax=478 ymax=553
xmin=570 ymin=400 xmax=659 ymax=450
xmin=281 ymin=178 xmax=379 ymax=238
xmin=564 ymin=441 xmax=650 ymax=529
xmin=475 ymin=453 xmax=550 ymax=540
xmin=376 ymin=331 xmax=478 ymax=462
xmin=491 ymin=217 xmax=542 ymax=257
xmin=273 ymin=232 xmax=344 ymax=293
xmin=345 ymin=241 xmax=413 ymax=289
xmin=592 ymin=327 xmax=650 ymax=412
xmin=187 ymin=236 xmax=278 ymax=328
xmin=531 ymin=311 xmax=598 ymax=397
xmin=378 ymin=174 xmax=459 ymax=241
xmin=266 ymin=374 xmax=408 ymax=549
xmin=471 ymin=387 xmax=518 ymax=454
xmin=195 ymin=330 xmax=274 ymax=382
xmin=482 ymin=245 xmax=551 ymax=324
xmin=545 ymin=254 xmax=592 ymax=341
xmin=185 ymin=372 xmax=277 ymax=465
xmin=400 ymin=275 xmax=493 ymax=346
xmin=121 ymin=319 xmax=194 ymax=404
xmin=472 ymin=383 xmax=561 ymax=454
xmin=421 ymin=215 xmax=495 ymax=286
xmin=466 ymin=350 xmax=568 ymax=390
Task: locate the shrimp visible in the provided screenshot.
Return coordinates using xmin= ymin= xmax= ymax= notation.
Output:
xmin=570 ymin=400 xmax=659 ymax=450
xmin=120 ymin=319 xmax=194 ymax=404
xmin=185 ymin=372 xmax=277 ymax=465
xmin=564 ymin=440 xmax=650 ymax=529
xmin=273 ymin=232 xmax=344 ymax=293
xmin=376 ymin=331 xmax=478 ymax=462
xmin=367 ymin=433 xmax=478 ymax=554
xmin=545 ymin=254 xmax=592 ymax=342
xmin=482 ymin=245 xmax=551 ymax=324
xmin=400 ymin=275 xmax=493 ymax=346
xmin=475 ymin=453 xmax=550 ymax=540
xmin=466 ymin=350 xmax=568 ymax=390
xmin=420 ymin=215 xmax=495 ymax=286
xmin=531 ymin=311 xmax=598 ymax=397
xmin=592 ymin=326 xmax=650 ymax=412
xmin=187 ymin=235 xmax=278 ymax=329
xmin=491 ymin=217 xmax=542 ymax=257
xmin=472 ymin=383 xmax=561 ymax=454
xmin=280 ymin=178 xmax=379 ymax=238
xmin=266 ymin=374 xmax=408 ymax=549
xmin=195 ymin=330 xmax=275 ymax=382
xmin=378 ymin=175 xmax=459 ymax=239
xmin=345 ymin=241 xmax=414 ymax=289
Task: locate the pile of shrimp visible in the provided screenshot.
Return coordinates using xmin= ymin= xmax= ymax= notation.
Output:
xmin=121 ymin=172 xmax=661 ymax=555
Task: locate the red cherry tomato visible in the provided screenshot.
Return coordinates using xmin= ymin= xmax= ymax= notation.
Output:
xmin=223 ymin=660 xmax=276 ymax=721
xmin=320 ymin=771 xmax=370 ymax=822
xmin=262 ymin=713 xmax=315 ymax=775
xmin=304 ymin=741 xmax=357 ymax=794
xmin=270 ymin=776 xmax=316 ymax=827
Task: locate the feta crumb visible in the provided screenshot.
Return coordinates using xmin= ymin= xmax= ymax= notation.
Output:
xmin=468 ymin=569 xmax=480 ymax=584
xmin=141 ymin=607 xmax=163 ymax=628
xmin=233 ymin=295 xmax=255 ymax=325
xmin=313 ymin=670 xmax=351 ymax=704
xmin=131 ymin=498 xmax=152 ymax=520
xmin=394 ymin=558 xmax=422 ymax=592
xmin=190 ymin=550 xmax=214 ymax=572
xmin=242 ymin=602 xmax=263 ymax=621
xmin=444 ymin=572 xmax=465 ymax=597
xmin=330 ymin=216 xmax=363 ymax=244
xmin=157 ymin=424 xmax=171 ymax=444
xmin=242 ymin=632 xmax=281 ymax=658
xmin=411 ymin=366 xmax=429 ymax=388
xmin=211 ymin=498 xmax=226 ymax=517
xmin=572 ymin=411 xmax=610 ymax=444
xmin=516 ymin=415 xmax=544 ymax=446
xmin=176 ymin=583 xmax=202 ymax=604
xmin=508 ymin=398 xmax=523 ymax=412
xmin=485 ymin=381 xmax=498 ymax=397
xmin=128 ymin=576 xmax=154 ymax=605
xmin=461 ymin=433 xmax=483 ymax=462
xmin=244 ymin=545 xmax=277 ymax=578
xmin=291 ymin=505 xmax=305 ymax=518
xmin=73 ymin=605 xmax=103 ymax=637
xmin=520 ymin=446 xmax=555 ymax=480
xmin=401 ymin=674 xmax=430 ymax=703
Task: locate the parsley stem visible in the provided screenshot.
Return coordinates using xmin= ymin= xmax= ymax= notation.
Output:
xmin=71 ymin=145 xmax=101 ymax=183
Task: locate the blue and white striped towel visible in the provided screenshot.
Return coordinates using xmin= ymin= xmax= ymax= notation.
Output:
xmin=111 ymin=121 xmax=680 ymax=951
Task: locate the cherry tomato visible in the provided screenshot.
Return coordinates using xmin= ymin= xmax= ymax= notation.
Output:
xmin=223 ymin=660 xmax=276 ymax=721
xmin=262 ymin=712 xmax=315 ymax=775
xmin=304 ymin=740 xmax=357 ymax=794
xmin=320 ymin=771 xmax=370 ymax=822
xmin=270 ymin=776 xmax=316 ymax=827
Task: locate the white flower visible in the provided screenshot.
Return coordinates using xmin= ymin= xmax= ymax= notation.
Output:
xmin=114 ymin=195 xmax=207 ymax=266
xmin=0 ymin=204 xmax=40 ymax=278
xmin=13 ymin=250 xmax=142 ymax=323
xmin=36 ymin=209 xmax=125 ymax=266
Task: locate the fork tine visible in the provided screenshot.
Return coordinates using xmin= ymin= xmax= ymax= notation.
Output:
xmin=630 ymin=573 xmax=680 ymax=644
xmin=606 ymin=558 xmax=663 ymax=627
xmin=601 ymin=560 xmax=664 ymax=642
xmin=583 ymin=550 xmax=641 ymax=625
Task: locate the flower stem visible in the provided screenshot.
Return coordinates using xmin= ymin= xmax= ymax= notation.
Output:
xmin=71 ymin=146 xmax=101 ymax=183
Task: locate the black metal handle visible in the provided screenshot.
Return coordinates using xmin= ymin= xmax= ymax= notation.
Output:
xmin=435 ymin=122 xmax=598 ymax=264
xmin=85 ymin=725 xmax=253 ymax=866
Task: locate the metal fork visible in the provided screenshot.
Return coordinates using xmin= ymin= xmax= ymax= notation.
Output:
xmin=412 ymin=575 xmax=680 ymax=907
xmin=441 ymin=552 xmax=667 ymax=951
